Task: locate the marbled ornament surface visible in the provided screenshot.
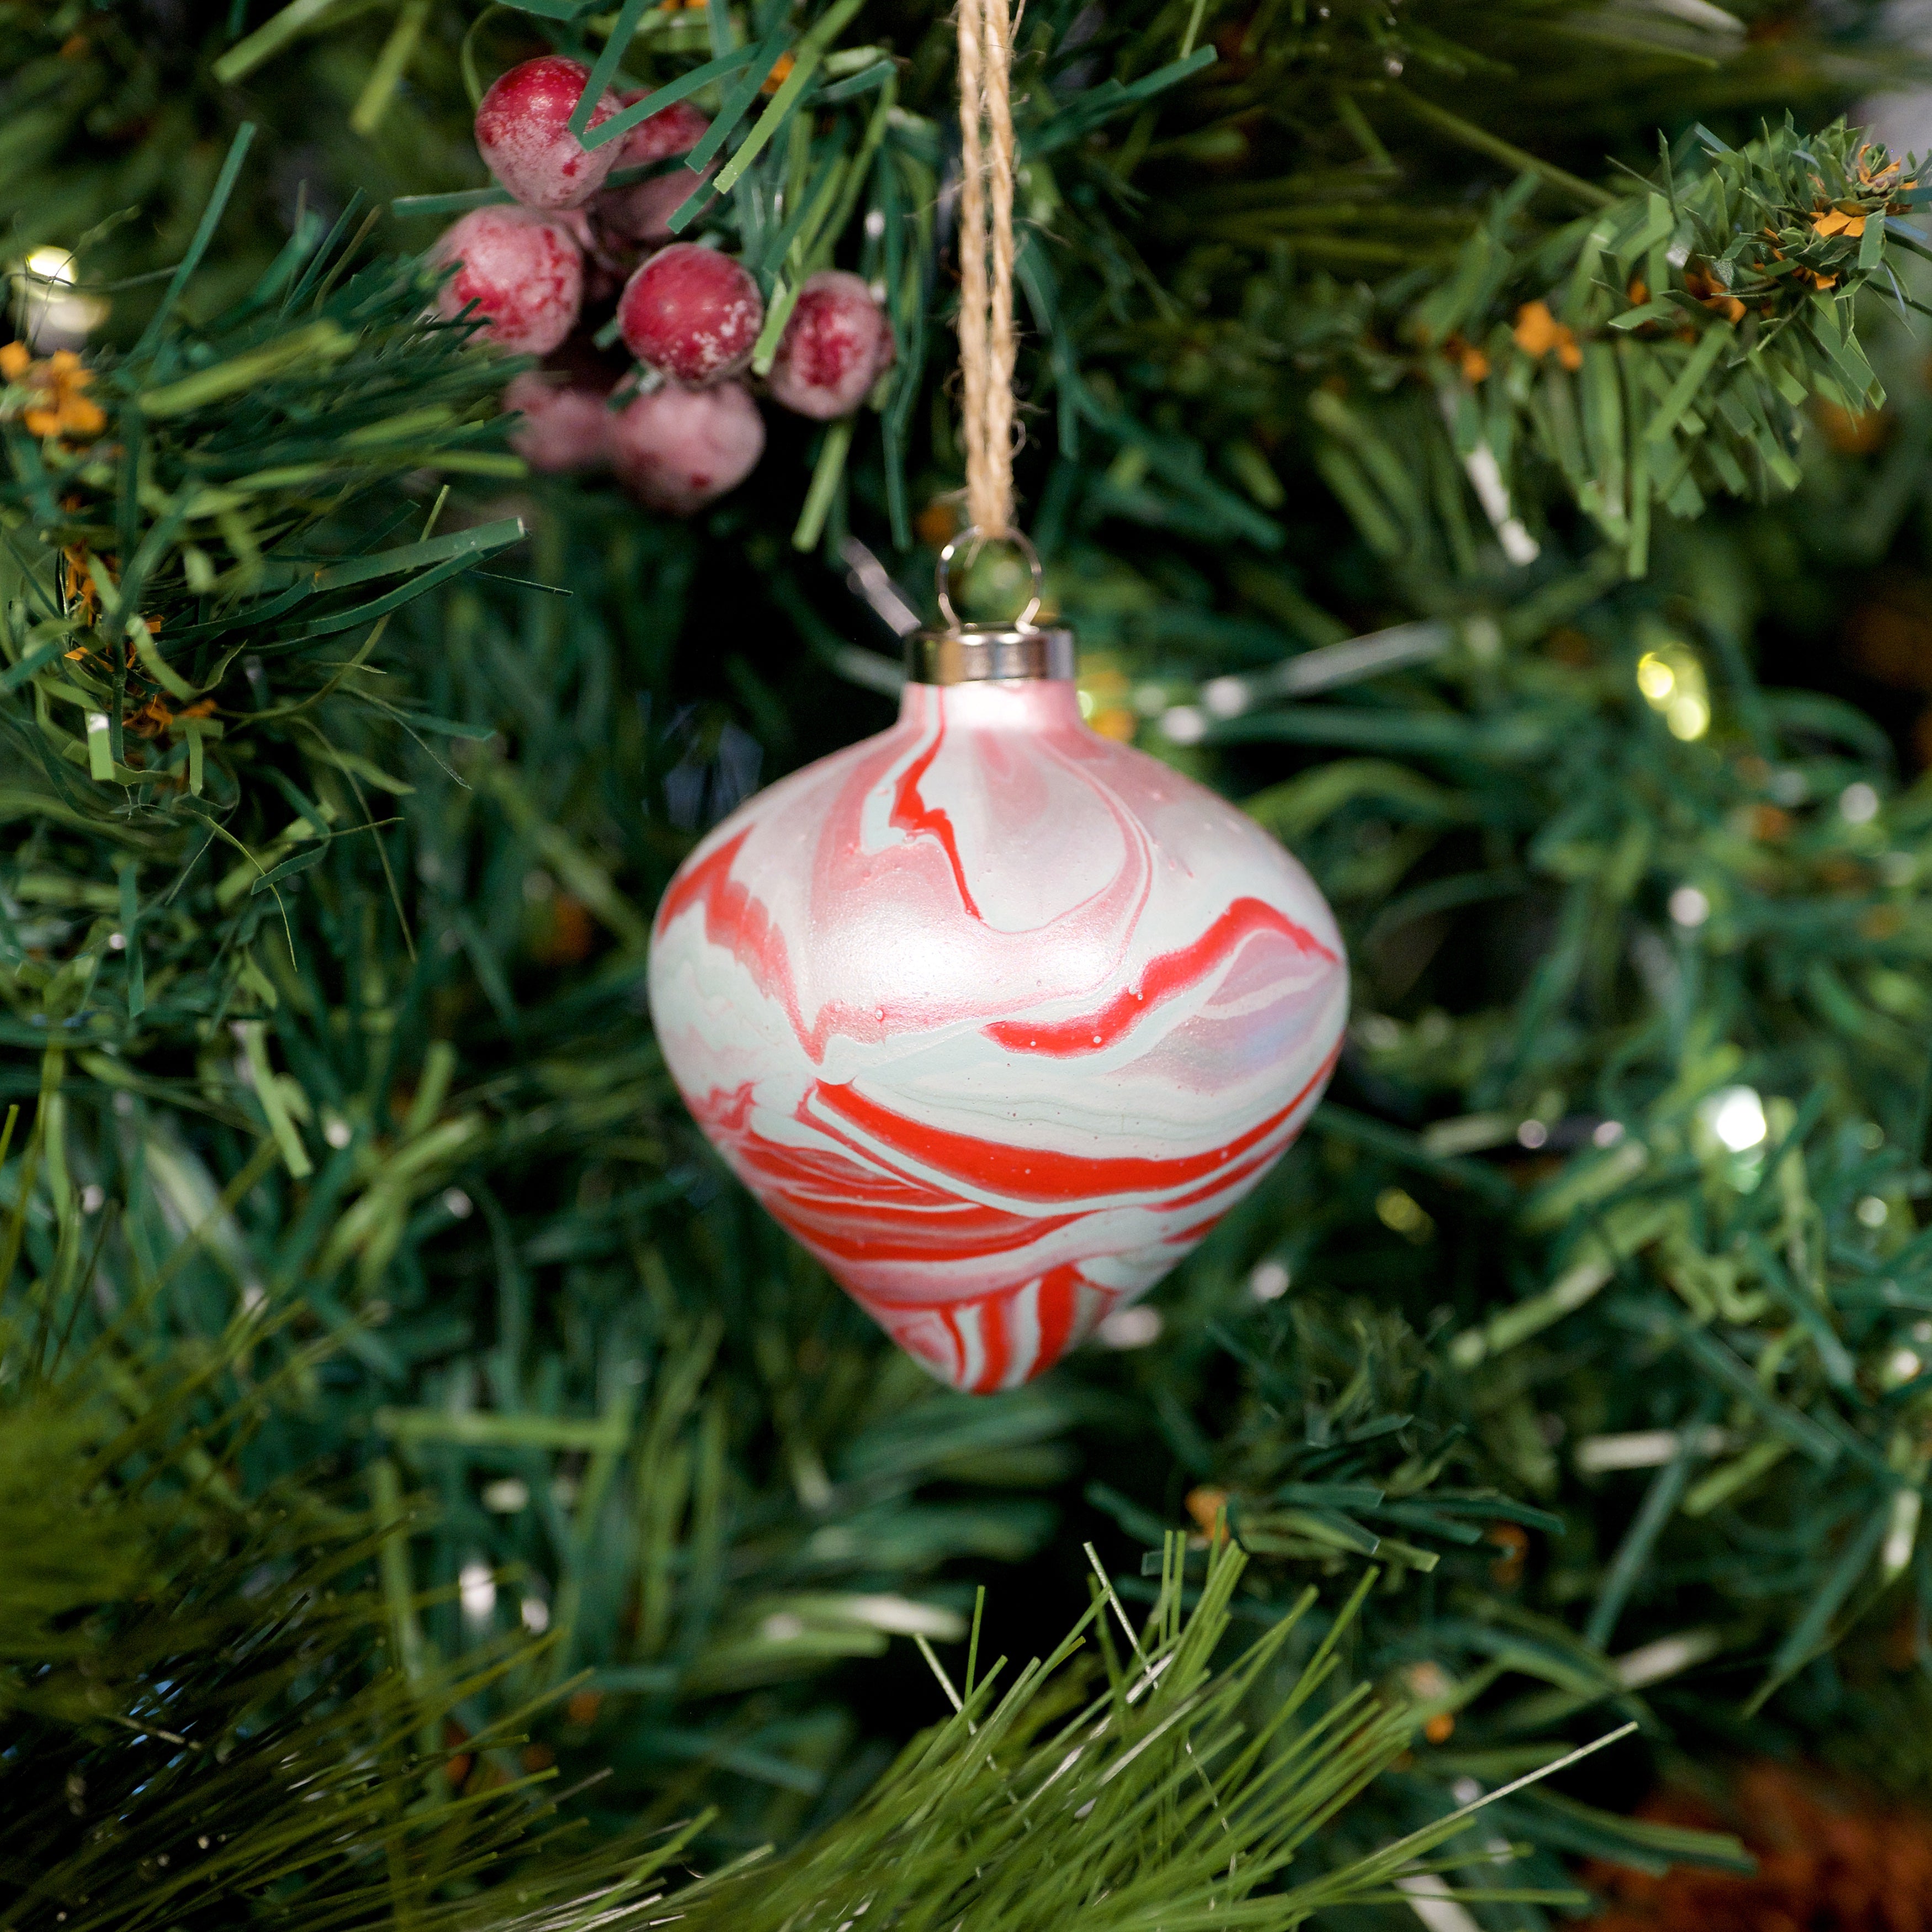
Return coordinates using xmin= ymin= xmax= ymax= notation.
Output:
xmin=647 ymin=677 xmax=1347 ymax=1391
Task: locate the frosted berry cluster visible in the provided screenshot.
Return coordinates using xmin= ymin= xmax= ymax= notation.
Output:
xmin=432 ymin=57 xmax=897 ymax=516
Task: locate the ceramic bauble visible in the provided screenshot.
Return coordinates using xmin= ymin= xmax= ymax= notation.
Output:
xmin=647 ymin=622 xmax=1346 ymax=1392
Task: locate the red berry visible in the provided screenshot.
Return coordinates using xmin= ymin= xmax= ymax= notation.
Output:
xmin=432 ymin=207 xmax=583 ymax=355
xmin=602 ymin=173 xmax=700 ymax=254
xmin=595 ymin=99 xmax=715 ymax=253
xmin=767 ymin=270 xmax=895 ymax=420
xmin=609 ymin=381 xmax=765 ymax=514
xmin=476 ymin=57 xmax=622 ymax=210
xmin=501 ymin=371 xmax=611 ymax=473
xmin=619 ymin=97 xmax=711 ymax=165
xmin=617 ymin=244 xmax=763 ymax=388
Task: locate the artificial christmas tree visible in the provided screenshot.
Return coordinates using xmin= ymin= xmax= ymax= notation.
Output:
xmin=6 ymin=0 xmax=1932 ymax=1925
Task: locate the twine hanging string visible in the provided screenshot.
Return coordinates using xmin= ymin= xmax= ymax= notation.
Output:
xmin=956 ymin=0 xmax=1018 ymax=541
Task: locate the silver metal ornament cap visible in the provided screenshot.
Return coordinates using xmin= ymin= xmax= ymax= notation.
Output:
xmin=906 ymin=623 xmax=1076 ymax=685
xmin=907 ymin=527 xmax=1075 ymax=686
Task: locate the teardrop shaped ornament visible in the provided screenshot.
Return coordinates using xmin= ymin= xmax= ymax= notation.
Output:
xmin=648 ymin=591 xmax=1347 ymax=1391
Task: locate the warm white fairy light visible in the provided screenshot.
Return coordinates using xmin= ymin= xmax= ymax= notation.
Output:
xmin=1699 ymin=1085 xmax=1766 ymax=1153
xmin=11 ymin=245 xmax=107 ymax=351
xmin=25 ymin=245 xmax=75 ymax=286
xmin=1098 ymin=1304 xmax=1163 ymax=1349
xmin=1839 ymin=780 xmax=1880 ymax=824
xmin=1248 ymin=1258 xmax=1292 ymax=1302
xmin=1669 ymin=884 xmax=1711 ymax=927
xmin=1635 ymin=646 xmax=1710 ymax=740
xmin=459 ymin=1559 xmax=497 ymax=1624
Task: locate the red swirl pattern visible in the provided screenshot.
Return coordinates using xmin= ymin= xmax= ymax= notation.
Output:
xmin=647 ymin=677 xmax=1347 ymax=1391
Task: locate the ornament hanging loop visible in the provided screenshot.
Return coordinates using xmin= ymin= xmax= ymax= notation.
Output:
xmin=935 ymin=525 xmax=1044 ymax=631
xmin=912 ymin=528 xmax=1071 ymax=685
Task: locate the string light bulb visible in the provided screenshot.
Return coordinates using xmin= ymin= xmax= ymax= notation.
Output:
xmin=1634 ymin=643 xmax=1711 ymax=741
xmin=1699 ymin=1084 xmax=1767 ymax=1153
xmin=9 ymin=246 xmax=107 ymax=352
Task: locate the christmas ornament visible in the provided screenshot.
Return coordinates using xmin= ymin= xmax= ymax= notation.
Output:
xmin=768 ymin=269 xmax=896 ymax=419
xmin=608 ymin=380 xmax=763 ymax=512
xmin=645 ymin=0 xmax=1344 ymax=1389
xmin=475 ymin=56 xmax=622 ymax=211
xmin=647 ymin=540 xmax=1346 ymax=1388
xmin=432 ymin=207 xmax=583 ymax=354
xmin=618 ymin=244 xmax=763 ymax=387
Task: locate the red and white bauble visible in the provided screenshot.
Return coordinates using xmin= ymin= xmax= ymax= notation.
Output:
xmin=646 ymin=639 xmax=1347 ymax=1392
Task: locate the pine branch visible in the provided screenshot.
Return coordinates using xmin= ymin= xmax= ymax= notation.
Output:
xmin=1115 ymin=546 xmax=1932 ymax=1781
xmin=0 ymin=1286 xmax=1610 ymax=1932
xmin=1302 ymin=118 xmax=1928 ymax=572
xmin=0 ymin=200 xmax=522 ymax=1070
xmin=670 ymin=1540 xmax=1600 ymax=1931
xmin=0 ymin=1308 xmax=699 ymax=1931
